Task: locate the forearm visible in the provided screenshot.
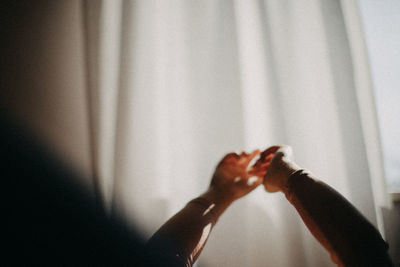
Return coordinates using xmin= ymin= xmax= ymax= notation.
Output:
xmin=146 ymin=187 xmax=233 ymax=266
xmin=285 ymin=170 xmax=393 ymax=266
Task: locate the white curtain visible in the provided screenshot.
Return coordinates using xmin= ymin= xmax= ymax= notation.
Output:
xmin=83 ymin=0 xmax=389 ymax=266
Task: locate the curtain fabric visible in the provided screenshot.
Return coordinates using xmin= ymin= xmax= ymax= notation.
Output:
xmin=83 ymin=0 xmax=388 ymax=266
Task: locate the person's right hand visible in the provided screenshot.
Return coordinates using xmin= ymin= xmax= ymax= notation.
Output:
xmin=252 ymin=145 xmax=300 ymax=193
xmin=209 ymin=150 xmax=264 ymax=202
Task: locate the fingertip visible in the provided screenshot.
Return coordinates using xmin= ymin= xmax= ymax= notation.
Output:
xmin=265 ymin=154 xmax=274 ymax=162
xmin=244 ymin=149 xmax=261 ymax=166
xmin=249 ymin=149 xmax=261 ymax=158
xmin=260 ymin=146 xmax=281 ymax=158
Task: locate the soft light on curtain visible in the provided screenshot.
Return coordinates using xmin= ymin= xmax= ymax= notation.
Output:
xmin=83 ymin=0 xmax=389 ymax=266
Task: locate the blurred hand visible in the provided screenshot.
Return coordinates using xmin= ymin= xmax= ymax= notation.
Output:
xmin=209 ymin=150 xmax=268 ymax=202
xmin=252 ymin=145 xmax=300 ymax=193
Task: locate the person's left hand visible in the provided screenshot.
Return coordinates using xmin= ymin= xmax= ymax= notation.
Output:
xmin=209 ymin=150 xmax=265 ymax=202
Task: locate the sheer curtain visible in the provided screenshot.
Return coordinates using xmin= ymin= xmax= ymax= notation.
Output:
xmin=83 ymin=0 xmax=389 ymax=266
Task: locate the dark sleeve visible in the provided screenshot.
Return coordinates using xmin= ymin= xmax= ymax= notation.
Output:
xmin=285 ymin=170 xmax=394 ymax=266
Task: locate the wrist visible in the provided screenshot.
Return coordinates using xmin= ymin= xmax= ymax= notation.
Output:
xmin=280 ymin=159 xmax=300 ymax=185
xmin=199 ymin=187 xmax=235 ymax=213
xmin=281 ymin=168 xmax=302 ymax=195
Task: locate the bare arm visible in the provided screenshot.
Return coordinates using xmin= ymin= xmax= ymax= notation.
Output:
xmin=253 ymin=146 xmax=394 ymax=267
xmin=146 ymin=150 xmax=266 ymax=266
xmin=146 ymin=189 xmax=233 ymax=266
xmin=284 ymin=170 xmax=393 ymax=266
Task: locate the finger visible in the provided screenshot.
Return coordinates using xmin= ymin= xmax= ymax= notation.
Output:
xmin=248 ymin=167 xmax=263 ymax=175
xmin=238 ymin=151 xmax=251 ymax=166
xmin=266 ymin=153 xmax=274 ymax=161
xmin=250 ymin=161 xmax=270 ymax=171
xmin=243 ymin=149 xmax=260 ymax=166
xmin=253 ymin=146 xmax=280 ymax=167
xmin=259 ymin=153 xmax=274 ymax=164
xmin=252 ymin=154 xmax=273 ymax=168
xmin=260 ymin=146 xmax=281 ymax=160
xmin=248 ymin=163 xmax=270 ymax=177
xmin=220 ymin=152 xmax=240 ymax=165
xmin=224 ymin=152 xmax=240 ymax=160
xmin=259 ymin=162 xmax=271 ymax=169
xmin=249 ymin=161 xmax=270 ymax=172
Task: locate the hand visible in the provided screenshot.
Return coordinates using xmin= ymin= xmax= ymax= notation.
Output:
xmin=209 ymin=150 xmax=266 ymax=202
xmin=252 ymin=145 xmax=300 ymax=193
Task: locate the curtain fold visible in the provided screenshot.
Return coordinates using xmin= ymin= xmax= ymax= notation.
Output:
xmin=83 ymin=0 xmax=123 ymax=211
xmin=83 ymin=0 xmax=388 ymax=266
xmin=340 ymin=0 xmax=391 ymax=231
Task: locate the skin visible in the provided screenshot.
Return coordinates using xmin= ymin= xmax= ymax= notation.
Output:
xmin=251 ymin=145 xmax=300 ymax=193
xmin=147 ymin=149 xmax=275 ymax=265
xmin=207 ymin=149 xmax=264 ymax=204
xmin=253 ymin=145 xmax=393 ymax=267
xmin=149 ymin=145 xmax=393 ymax=266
